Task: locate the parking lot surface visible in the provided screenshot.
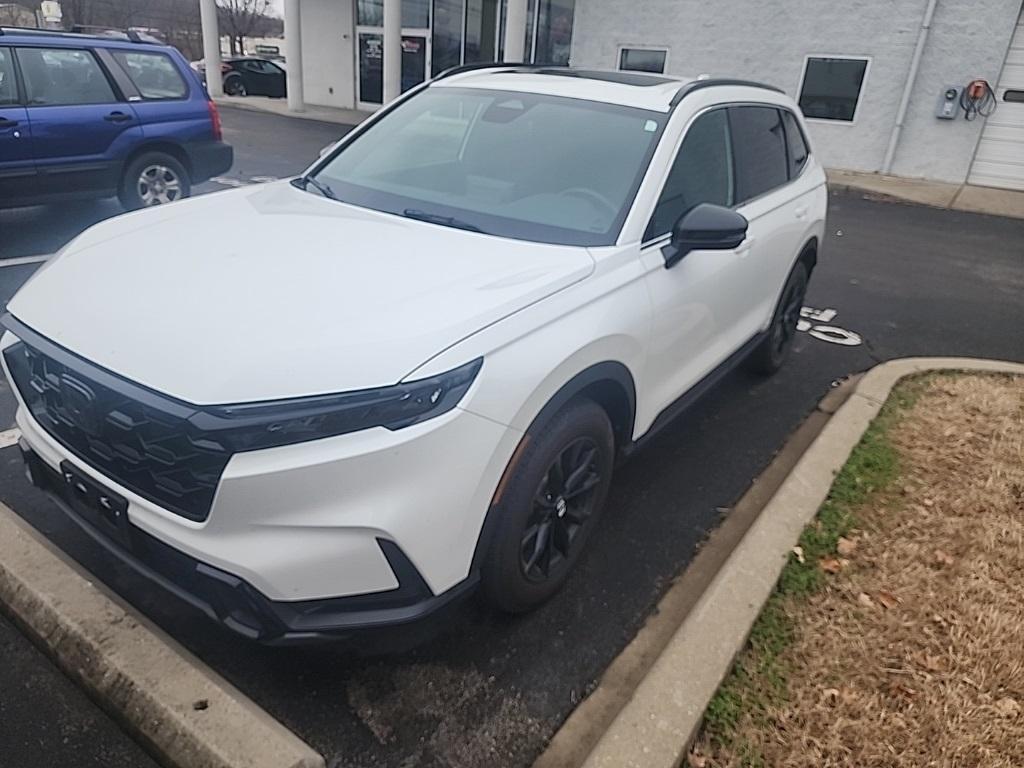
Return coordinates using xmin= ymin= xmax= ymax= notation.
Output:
xmin=1 ymin=106 xmax=1023 ymax=767
xmin=0 ymin=613 xmax=160 ymax=768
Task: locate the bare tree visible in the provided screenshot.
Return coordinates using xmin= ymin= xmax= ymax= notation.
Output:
xmin=218 ymin=0 xmax=273 ymax=56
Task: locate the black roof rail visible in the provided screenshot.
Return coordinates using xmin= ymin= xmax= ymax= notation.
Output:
xmin=0 ymin=25 xmax=158 ymax=43
xmin=434 ymin=61 xmax=566 ymax=80
xmin=670 ymin=78 xmax=785 ymax=107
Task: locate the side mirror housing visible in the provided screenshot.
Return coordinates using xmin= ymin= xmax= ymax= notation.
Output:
xmin=663 ymin=203 xmax=748 ymax=269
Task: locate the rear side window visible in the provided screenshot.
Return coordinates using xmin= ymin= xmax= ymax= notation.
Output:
xmin=112 ymin=51 xmax=187 ymax=99
xmin=0 ymin=48 xmax=17 ymax=105
xmin=729 ymin=106 xmax=788 ymax=204
xmin=781 ymin=110 xmax=809 ymax=178
xmin=645 ymin=108 xmax=733 ymax=240
xmin=18 ymin=47 xmax=117 ymax=106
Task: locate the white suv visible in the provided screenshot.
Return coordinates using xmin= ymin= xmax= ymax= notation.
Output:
xmin=2 ymin=65 xmax=826 ymax=644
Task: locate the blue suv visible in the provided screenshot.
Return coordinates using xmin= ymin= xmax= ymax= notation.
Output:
xmin=0 ymin=27 xmax=232 ymax=209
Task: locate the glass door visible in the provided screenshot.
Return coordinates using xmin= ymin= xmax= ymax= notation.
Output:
xmin=356 ymin=1 xmax=432 ymax=109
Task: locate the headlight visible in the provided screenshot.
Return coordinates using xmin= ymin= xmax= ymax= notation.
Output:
xmin=190 ymin=358 xmax=482 ymax=452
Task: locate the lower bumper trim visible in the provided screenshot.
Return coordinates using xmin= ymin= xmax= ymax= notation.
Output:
xmin=21 ymin=443 xmax=477 ymax=646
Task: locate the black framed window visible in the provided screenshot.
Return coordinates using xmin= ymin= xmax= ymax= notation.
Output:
xmin=645 ymin=108 xmax=732 ymax=241
xmin=18 ymin=47 xmax=117 ymax=106
xmin=798 ymin=56 xmax=868 ymax=122
xmin=112 ymin=51 xmax=187 ymax=100
xmin=0 ymin=48 xmax=17 ymax=106
xmin=729 ymin=106 xmax=788 ymax=204
xmin=432 ymin=0 xmax=464 ymax=75
xmin=619 ymin=48 xmax=666 ymax=74
xmin=780 ymin=109 xmax=809 ymax=178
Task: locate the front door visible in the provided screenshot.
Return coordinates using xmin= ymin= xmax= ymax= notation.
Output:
xmin=0 ymin=46 xmax=35 ymax=202
xmin=16 ymin=46 xmax=143 ymax=198
xmin=356 ymin=27 xmax=431 ymax=109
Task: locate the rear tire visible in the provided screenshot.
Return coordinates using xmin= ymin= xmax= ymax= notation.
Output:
xmin=747 ymin=262 xmax=808 ymax=375
xmin=480 ymin=399 xmax=615 ymax=613
xmin=224 ymin=75 xmax=247 ymax=96
xmin=118 ymin=152 xmax=190 ymax=210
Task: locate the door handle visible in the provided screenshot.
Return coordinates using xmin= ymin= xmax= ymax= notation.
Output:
xmin=794 ymin=206 xmax=809 ymax=220
xmin=104 ymin=111 xmax=133 ymax=123
xmin=0 ymin=118 xmax=18 ymax=128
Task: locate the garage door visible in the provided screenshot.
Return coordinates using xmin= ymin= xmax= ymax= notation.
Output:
xmin=968 ymin=13 xmax=1024 ymax=191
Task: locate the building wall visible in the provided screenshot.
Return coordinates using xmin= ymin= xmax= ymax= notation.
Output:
xmin=300 ymin=0 xmax=356 ymax=110
xmin=570 ymin=0 xmax=1022 ymax=183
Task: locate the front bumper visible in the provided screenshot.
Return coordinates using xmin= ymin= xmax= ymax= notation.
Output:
xmin=19 ymin=442 xmax=478 ymax=645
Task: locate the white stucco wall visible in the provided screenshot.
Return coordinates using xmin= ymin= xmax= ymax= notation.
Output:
xmin=300 ymin=0 xmax=356 ymax=109
xmin=571 ymin=0 xmax=1022 ymax=183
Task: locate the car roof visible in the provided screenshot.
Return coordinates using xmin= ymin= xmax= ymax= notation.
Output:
xmin=433 ymin=66 xmax=783 ymax=113
xmin=0 ymin=26 xmax=171 ymax=52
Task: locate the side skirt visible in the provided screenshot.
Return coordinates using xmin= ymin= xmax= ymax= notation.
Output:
xmin=618 ymin=332 xmax=765 ymax=462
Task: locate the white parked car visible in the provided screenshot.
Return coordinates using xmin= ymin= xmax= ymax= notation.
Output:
xmin=2 ymin=65 xmax=826 ymax=644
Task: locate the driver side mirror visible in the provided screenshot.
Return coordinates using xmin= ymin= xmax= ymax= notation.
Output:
xmin=663 ymin=203 xmax=748 ymax=269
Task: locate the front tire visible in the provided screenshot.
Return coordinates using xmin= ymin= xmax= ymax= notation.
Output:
xmin=747 ymin=262 xmax=808 ymax=375
xmin=481 ymin=399 xmax=615 ymax=613
xmin=118 ymin=152 xmax=190 ymax=210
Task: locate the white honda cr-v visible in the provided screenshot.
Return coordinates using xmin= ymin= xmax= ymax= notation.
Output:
xmin=2 ymin=65 xmax=826 ymax=644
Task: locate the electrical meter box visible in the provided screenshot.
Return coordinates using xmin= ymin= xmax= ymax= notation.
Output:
xmin=936 ymin=85 xmax=962 ymax=119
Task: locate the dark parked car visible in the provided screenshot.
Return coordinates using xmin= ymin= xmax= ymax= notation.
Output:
xmin=193 ymin=56 xmax=286 ymax=98
xmin=0 ymin=26 xmax=233 ymax=209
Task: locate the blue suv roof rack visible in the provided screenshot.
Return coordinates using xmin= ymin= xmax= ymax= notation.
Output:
xmin=0 ymin=25 xmax=157 ymax=43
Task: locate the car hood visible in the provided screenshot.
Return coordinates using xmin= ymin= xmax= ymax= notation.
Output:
xmin=7 ymin=183 xmax=594 ymax=404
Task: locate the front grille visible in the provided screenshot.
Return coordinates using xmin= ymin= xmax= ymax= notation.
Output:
xmin=4 ymin=339 xmax=230 ymax=521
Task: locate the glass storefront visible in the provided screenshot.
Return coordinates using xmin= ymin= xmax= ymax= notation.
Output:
xmin=357 ymin=0 xmax=575 ymax=107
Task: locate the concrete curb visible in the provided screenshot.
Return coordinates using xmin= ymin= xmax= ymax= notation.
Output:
xmin=0 ymin=505 xmax=325 ymax=768
xmin=826 ymin=169 xmax=1024 ymax=220
xmin=577 ymin=357 xmax=1024 ymax=768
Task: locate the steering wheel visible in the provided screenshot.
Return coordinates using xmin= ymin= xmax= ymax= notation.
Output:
xmin=558 ymin=187 xmax=618 ymax=218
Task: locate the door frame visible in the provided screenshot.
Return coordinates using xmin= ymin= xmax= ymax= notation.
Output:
xmin=355 ymin=24 xmax=432 ymax=111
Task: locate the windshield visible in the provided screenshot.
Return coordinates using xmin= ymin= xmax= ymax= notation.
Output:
xmin=309 ymin=87 xmax=665 ymax=246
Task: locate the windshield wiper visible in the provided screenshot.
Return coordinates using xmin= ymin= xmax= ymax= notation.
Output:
xmin=402 ymin=208 xmax=485 ymax=233
xmin=291 ymin=175 xmax=337 ymax=200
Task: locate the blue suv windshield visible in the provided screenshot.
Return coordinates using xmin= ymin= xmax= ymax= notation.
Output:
xmin=309 ymin=87 xmax=665 ymax=246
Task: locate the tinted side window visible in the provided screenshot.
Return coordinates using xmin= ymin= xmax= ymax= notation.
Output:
xmin=729 ymin=106 xmax=788 ymax=204
xmin=112 ymin=51 xmax=187 ymax=100
xmin=645 ymin=109 xmax=733 ymax=240
xmin=781 ymin=110 xmax=809 ymax=178
xmin=0 ymin=48 xmax=17 ymax=105
xmin=18 ymin=48 xmax=116 ymax=106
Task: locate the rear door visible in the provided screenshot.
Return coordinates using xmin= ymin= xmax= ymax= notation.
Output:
xmin=0 ymin=46 xmax=35 ymax=202
xmin=16 ymin=45 xmax=142 ymax=198
xmin=727 ymin=105 xmax=807 ymax=337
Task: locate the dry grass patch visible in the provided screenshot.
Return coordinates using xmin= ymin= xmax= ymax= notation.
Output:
xmin=695 ymin=373 xmax=1024 ymax=767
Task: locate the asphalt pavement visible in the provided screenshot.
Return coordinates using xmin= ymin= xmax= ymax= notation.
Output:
xmin=0 ymin=106 xmax=1022 ymax=768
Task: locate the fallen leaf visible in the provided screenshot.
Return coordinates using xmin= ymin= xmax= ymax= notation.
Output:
xmin=935 ymin=549 xmax=955 ymax=567
xmin=822 ymin=688 xmax=841 ymax=706
xmin=792 ymin=545 xmax=805 ymax=564
xmin=820 ymin=557 xmax=844 ymax=574
xmin=923 ymin=498 xmax=935 ymax=507
xmin=889 ymin=682 xmax=918 ymax=700
xmin=876 ymin=590 xmax=901 ymax=610
xmin=687 ymin=752 xmax=708 ymax=768
xmin=912 ymin=652 xmax=944 ymax=672
xmin=857 ymin=592 xmax=875 ymax=608
xmin=837 ymin=537 xmax=858 ymax=557
xmin=995 ymin=697 xmax=1021 ymax=718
